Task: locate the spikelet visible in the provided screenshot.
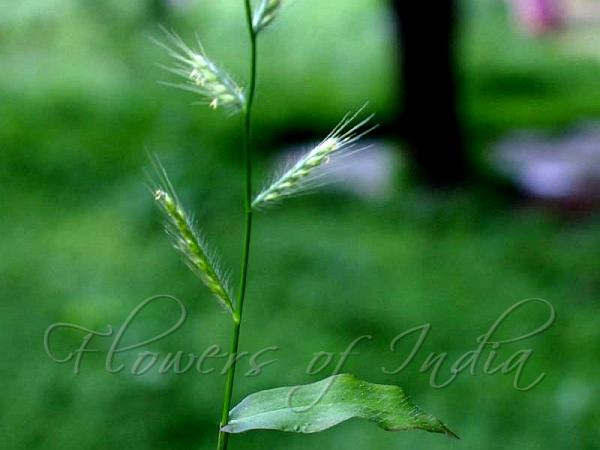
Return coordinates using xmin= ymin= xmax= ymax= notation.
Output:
xmin=252 ymin=107 xmax=376 ymax=209
xmin=252 ymin=0 xmax=282 ymax=32
xmin=155 ymin=27 xmax=245 ymax=113
xmin=150 ymin=158 xmax=236 ymax=319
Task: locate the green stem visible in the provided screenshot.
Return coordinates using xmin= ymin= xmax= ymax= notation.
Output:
xmin=216 ymin=2 xmax=257 ymax=449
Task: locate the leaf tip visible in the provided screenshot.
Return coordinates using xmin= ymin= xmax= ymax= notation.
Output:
xmin=442 ymin=424 xmax=460 ymax=440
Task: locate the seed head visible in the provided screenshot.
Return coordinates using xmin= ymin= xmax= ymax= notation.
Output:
xmin=150 ymin=158 xmax=236 ymax=318
xmin=253 ymin=0 xmax=282 ymax=32
xmin=252 ymin=106 xmax=376 ymax=209
xmin=155 ymin=27 xmax=245 ymax=113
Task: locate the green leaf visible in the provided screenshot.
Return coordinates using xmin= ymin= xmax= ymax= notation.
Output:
xmin=221 ymin=374 xmax=458 ymax=438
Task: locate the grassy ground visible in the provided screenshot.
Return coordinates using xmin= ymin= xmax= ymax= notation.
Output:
xmin=1 ymin=0 xmax=600 ymax=449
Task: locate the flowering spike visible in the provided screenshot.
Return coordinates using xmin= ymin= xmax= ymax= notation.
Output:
xmin=253 ymin=0 xmax=282 ymax=33
xmin=155 ymin=27 xmax=245 ymax=113
xmin=150 ymin=159 xmax=237 ymax=319
xmin=252 ymin=107 xmax=376 ymax=210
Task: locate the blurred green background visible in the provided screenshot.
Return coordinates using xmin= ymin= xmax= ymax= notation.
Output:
xmin=1 ymin=0 xmax=599 ymax=449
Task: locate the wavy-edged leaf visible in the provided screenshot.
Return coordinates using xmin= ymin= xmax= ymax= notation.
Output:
xmin=221 ymin=374 xmax=457 ymax=438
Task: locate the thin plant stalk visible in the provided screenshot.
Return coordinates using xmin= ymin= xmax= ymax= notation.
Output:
xmin=216 ymin=1 xmax=258 ymax=449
